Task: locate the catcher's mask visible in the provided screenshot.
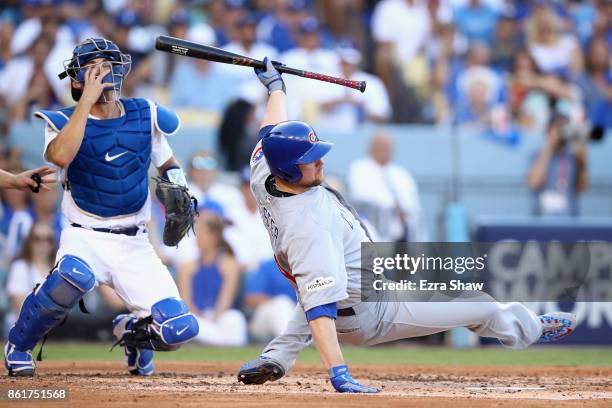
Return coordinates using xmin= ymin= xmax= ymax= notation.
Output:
xmin=58 ymin=37 xmax=132 ymax=102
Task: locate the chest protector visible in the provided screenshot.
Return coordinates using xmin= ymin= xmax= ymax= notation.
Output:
xmin=37 ymin=98 xmax=154 ymax=217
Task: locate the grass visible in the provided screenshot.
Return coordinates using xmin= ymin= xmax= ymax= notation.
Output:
xmin=38 ymin=343 xmax=612 ymax=367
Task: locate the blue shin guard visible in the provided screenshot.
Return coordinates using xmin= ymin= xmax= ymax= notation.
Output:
xmin=5 ymin=255 xmax=95 ymax=376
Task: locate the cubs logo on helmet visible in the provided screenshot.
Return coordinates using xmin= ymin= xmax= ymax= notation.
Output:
xmin=252 ymin=146 xmax=264 ymax=163
xmin=308 ymin=132 xmax=317 ymax=143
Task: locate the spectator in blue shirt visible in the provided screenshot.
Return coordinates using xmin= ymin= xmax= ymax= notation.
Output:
xmin=573 ymin=36 xmax=612 ymax=129
xmin=490 ymin=14 xmax=525 ymax=73
xmin=244 ymin=258 xmax=297 ymax=342
xmin=177 ymin=208 xmax=248 ymax=346
xmin=454 ymin=0 xmax=499 ymax=46
xmin=256 ymin=0 xmax=310 ymax=53
xmin=169 ymin=58 xmax=237 ymax=113
xmin=568 ymin=0 xmax=598 ymax=48
xmin=169 ymin=25 xmax=237 ymax=113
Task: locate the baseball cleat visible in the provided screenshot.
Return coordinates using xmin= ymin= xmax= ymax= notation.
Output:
xmin=538 ymin=312 xmax=577 ymax=343
xmin=4 ymin=342 xmax=35 ymax=377
xmin=238 ymin=356 xmax=285 ymax=385
xmin=112 ymin=314 xmax=154 ymax=376
xmin=125 ymin=347 xmax=154 ymax=376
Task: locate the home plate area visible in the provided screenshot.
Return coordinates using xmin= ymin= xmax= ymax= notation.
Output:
xmin=4 ymin=361 xmax=611 ymax=408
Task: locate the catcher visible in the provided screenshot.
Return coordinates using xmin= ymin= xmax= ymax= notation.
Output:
xmin=4 ymin=38 xmax=199 ymax=377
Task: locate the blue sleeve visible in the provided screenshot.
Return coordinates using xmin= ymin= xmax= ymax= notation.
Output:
xmin=258 ymin=125 xmax=274 ymax=141
xmin=305 ymin=302 xmax=337 ymax=322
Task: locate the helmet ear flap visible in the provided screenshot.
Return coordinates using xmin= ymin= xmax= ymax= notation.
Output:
xmin=276 ymin=170 xmax=289 ymax=181
xmin=276 ymin=167 xmax=299 ymax=183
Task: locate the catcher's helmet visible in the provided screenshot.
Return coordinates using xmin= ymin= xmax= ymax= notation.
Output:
xmin=262 ymin=121 xmax=333 ymax=183
xmin=58 ymin=38 xmax=132 ymax=101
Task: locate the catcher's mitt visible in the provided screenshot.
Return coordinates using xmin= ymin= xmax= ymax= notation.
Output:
xmin=154 ymin=177 xmax=198 ymax=246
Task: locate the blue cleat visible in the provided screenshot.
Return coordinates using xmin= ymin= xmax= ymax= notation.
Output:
xmin=112 ymin=314 xmax=154 ymax=376
xmin=4 ymin=342 xmax=35 ymax=377
xmin=538 ymin=312 xmax=577 ymax=343
xmin=237 ymin=356 xmax=285 ymax=384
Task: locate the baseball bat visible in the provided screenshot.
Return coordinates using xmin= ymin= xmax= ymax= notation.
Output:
xmin=155 ymin=35 xmax=366 ymax=93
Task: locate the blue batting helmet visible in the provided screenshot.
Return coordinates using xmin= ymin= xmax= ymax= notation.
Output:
xmin=58 ymin=38 xmax=132 ymax=101
xmin=262 ymin=121 xmax=333 ymax=183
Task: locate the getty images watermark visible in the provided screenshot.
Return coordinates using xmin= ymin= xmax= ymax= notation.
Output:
xmin=360 ymin=242 xmax=612 ymax=302
xmin=371 ymin=252 xmax=488 ymax=291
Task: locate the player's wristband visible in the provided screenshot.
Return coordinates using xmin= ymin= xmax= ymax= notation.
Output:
xmin=267 ymin=78 xmax=286 ymax=95
xmin=305 ymin=302 xmax=337 ymax=321
xmin=162 ymin=166 xmax=188 ymax=187
xmin=329 ymin=365 xmax=349 ymax=379
xmin=329 ymin=364 xmax=381 ymax=393
xmin=30 ymin=173 xmax=42 ymax=193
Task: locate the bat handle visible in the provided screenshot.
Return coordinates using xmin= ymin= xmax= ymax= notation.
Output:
xmin=302 ymin=70 xmax=366 ymax=93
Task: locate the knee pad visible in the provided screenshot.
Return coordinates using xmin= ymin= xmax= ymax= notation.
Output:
xmin=8 ymin=255 xmax=96 ymax=351
xmin=118 ymin=298 xmax=199 ymax=352
xmin=150 ymin=298 xmax=199 ymax=350
xmin=45 ymin=255 xmax=96 ymax=308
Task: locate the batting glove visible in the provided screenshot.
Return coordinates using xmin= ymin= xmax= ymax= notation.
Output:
xmin=329 ymin=365 xmax=381 ymax=393
xmin=255 ymin=57 xmax=286 ymax=94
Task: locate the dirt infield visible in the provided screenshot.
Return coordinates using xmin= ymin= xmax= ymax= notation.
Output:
xmin=1 ymin=361 xmax=611 ymax=407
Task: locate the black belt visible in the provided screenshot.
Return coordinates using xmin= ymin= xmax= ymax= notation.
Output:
xmin=71 ymin=223 xmax=142 ymax=236
xmin=338 ymin=307 xmax=355 ymax=317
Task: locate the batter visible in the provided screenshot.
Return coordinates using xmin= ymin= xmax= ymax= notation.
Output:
xmin=237 ymin=59 xmax=578 ymax=393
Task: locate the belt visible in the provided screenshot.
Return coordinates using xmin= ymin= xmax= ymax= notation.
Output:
xmin=337 ymin=307 xmax=355 ymax=317
xmin=71 ymin=223 xmax=143 ymax=236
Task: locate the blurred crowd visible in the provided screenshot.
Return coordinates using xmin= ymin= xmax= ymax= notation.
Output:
xmin=1 ymin=0 xmax=611 ymax=344
xmin=0 ymin=0 xmax=609 ymax=139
